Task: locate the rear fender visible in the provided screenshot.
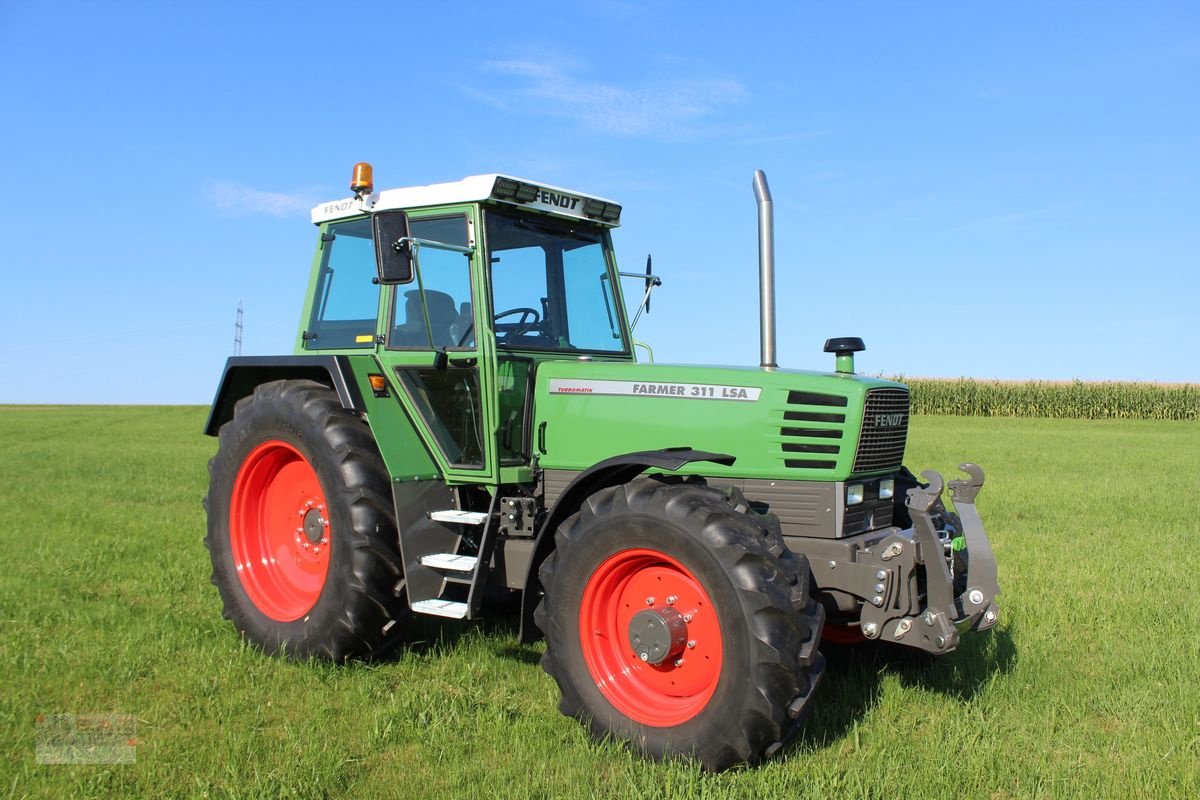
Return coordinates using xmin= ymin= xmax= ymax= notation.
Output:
xmin=204 ymin=356 xmax=365 ymax=436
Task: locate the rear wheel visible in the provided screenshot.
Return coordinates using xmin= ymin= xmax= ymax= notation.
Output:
xmin=204 ymin=379 xmax=406 ymax=660
xmin=536 ymin=477 xmax=825 ymax=771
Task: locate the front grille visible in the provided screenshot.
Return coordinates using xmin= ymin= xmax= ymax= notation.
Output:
xmin=853 ymin=388 xmax=910 ymax=472
xmin=780 ymin=390 xmax=848 ymax=470
xmin=845 ymin=500 xmax=895 ymax=536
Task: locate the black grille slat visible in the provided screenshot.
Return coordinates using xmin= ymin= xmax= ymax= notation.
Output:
xmin=781 ymin=427 xmax=842 ymax=439
xmin=784 ymin=411 xmax=846 ymax=423
xmin=787 ymin=391 xmax=848 ymax=407
xmin=782 ymin=443 xmax=840 ymax=454
xmin=785 ymin=458 xmax=837 ymax=469
xmin=853 ymin=388 xmax=910 ymax=472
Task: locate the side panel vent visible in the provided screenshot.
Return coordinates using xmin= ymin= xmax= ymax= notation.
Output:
xmin=780 ymin=390 xmax=849 ymax=470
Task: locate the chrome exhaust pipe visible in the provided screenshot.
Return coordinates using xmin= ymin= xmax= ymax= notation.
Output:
xmin=752 ymin=169 xmax=777 ymax=369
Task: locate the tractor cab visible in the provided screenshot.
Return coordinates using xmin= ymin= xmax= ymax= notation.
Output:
xmin=300 ymin=168 xmax=636 ymax=483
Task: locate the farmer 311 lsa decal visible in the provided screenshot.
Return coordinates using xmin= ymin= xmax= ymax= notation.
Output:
xmin=203 ymin=163 xmax=1001 ymax=771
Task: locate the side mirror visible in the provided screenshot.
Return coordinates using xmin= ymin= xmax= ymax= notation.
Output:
xmin=373 ymin=210 xmax=413 ymax=284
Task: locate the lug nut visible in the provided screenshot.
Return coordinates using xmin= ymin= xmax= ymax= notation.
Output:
xmin=686 ymin=640 xmax=696 ymax=649
xmin=876 ymin=570 xmax=886 ymax=580
xmin=874 ymin=583 xmax=885 ymax=594
xmin=683 ymin=614 xmax=693 ymax=622
xmin=645 ymin=597 xmax=655 ymax=605
xmin=673 ymin=659 xmax=683 ymax=667
xmin=639 ymin=653 xmax=648 ymax=662
xmin=666 ymin=595 xmax=677 ymax=605
xmin=871 ymin=595 xmax=883 ymax=607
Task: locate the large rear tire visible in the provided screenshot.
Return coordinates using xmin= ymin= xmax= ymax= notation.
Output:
xmin=204 ymin=379 xmax=406 ymax=661
xmin=536 ymin=477 xmax=825 ymax=771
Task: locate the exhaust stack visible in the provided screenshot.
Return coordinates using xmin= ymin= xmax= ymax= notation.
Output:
xmin=752 ymin=170 xmax=777 ymax=369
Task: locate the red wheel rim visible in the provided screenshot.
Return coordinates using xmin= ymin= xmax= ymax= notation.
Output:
xmin=579 ymin=548 xmax=723 ymax=727
xmin=229 ymin=440 xmax=331 ymax=621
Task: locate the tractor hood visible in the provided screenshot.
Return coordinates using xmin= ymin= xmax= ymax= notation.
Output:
xmin=532 ymin=361 xmax=907 ymax=482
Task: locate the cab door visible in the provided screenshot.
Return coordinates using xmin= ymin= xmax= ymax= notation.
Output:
xmin=374 ymin=207 xmax=498 ymax=483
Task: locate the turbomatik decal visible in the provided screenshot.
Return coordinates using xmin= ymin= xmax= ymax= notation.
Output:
xmin=548 ymin=379 xmax=761 ymax=401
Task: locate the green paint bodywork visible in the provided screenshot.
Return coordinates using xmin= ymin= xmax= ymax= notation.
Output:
xmin=531 ymin=361 xmax=902 ymax=481
xmin=343 ymin=356 xmax=441 ymax=481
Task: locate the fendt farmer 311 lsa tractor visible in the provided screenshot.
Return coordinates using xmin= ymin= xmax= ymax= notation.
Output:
xmin=203 ymin=163 xmax=1000 ymax=771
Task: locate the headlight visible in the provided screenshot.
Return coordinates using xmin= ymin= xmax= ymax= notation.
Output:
xmin=847 ymin=483 xmax=864 ymax=506
xmin=879 ymin=479 xmax=895 ymax=500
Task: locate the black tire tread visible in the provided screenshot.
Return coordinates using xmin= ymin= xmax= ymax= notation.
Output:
xmin=204 ymin=379 xmax=406 ymax=661
xmin=536 ymin=476 xmax=825 ymax=771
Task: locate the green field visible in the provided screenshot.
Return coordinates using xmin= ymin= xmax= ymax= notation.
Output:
xmin=1 ymin=407 xmax=1197 ymax=799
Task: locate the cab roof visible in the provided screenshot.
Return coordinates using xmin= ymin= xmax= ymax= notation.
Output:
xmin=310 ymin=173 xmax=621 ymax=227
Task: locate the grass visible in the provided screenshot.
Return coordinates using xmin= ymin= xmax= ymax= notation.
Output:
xmin=0 ymin=406 xmax=1197 ymax=798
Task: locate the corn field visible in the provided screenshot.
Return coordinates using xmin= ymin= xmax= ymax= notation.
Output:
xmin=894 ymin=378 xmax=1199 ymax=421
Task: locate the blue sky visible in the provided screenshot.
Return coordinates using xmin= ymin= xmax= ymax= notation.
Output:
xmin=1 ymin=1 xmax=1196 ymax=404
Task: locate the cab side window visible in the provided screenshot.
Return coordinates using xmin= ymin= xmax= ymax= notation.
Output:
xmin=390 ymin=216 xmax=474 ymax=349
xmin=304 ymin=218 xmax=378 ymax=349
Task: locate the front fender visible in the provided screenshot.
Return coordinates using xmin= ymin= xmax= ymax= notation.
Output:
xmin=518 ymin=448 xmax=735 ymax=643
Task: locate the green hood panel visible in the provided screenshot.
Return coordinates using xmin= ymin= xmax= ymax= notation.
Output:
xmin=532 ymin=361 xmax=905 ymax=481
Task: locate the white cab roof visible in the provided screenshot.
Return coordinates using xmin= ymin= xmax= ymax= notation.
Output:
xmin=310 ymin=173 xmax=619 ymax=225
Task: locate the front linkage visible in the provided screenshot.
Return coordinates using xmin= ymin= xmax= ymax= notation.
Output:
xmin=849 ymin=464 xmax=1000 ymax=654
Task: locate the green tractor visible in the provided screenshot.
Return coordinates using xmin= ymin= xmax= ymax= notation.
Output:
xmin=203 ymin=163 xmax=1000 ymax=770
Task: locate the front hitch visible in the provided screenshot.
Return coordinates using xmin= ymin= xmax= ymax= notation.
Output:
xmin=905 ymin=464 xmax=1001 ymax=640
xmin=946 ymin=463 xmax=1001 ymax=633
xmin=842 ymin=463 xmax=1000 ymax=654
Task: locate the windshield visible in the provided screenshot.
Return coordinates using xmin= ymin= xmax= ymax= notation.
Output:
xmin=484 ymin=210 xmax=627 ymax=353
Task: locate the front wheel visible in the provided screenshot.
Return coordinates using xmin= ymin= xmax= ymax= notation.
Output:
xmin=536 ymin=477 xmax=825 ymax=771
xmin=204 ymin=379 xmax=406 ymax=661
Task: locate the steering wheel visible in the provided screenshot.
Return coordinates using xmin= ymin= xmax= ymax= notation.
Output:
xmin=493 ymin=307 xmax=541 ymax=339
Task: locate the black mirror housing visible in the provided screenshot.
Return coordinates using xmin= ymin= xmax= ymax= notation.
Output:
xmin=373 ymin=210 xmax=414 ymax=284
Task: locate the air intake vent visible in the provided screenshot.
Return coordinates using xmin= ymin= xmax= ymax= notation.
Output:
xmin=853 ymin=388 xmax=910 ymax=473
xmin=780 ymin=391 xmax=848 ymax=470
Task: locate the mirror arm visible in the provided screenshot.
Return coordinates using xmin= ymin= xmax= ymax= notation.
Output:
xmin=396 ymin=236 xmax=474 ymax=256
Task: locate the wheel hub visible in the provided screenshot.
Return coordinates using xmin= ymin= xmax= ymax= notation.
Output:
xmin=302 ymin=506 xmax=326 ymax=543
xmin=628 ymin=607 xmax=687 ymax=665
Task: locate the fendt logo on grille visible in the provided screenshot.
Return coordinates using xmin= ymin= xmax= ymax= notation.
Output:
xmin=873 ymin=413 xmax=906 ymax=428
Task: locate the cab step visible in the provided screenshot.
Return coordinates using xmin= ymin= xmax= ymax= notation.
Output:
xmin=419 ymin=553 xmax=479 ymax=572
xmin=411 ymin=599 xmax=469 ymax=619
xmin=428 ymin=510 xmax=489 ymax=525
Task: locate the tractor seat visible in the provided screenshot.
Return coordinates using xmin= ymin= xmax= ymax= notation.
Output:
xmin=393 ymin=289 xmax=459 ymax=347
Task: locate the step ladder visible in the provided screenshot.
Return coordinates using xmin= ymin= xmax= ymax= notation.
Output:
xmin=410 ymin=509 xmax=490 ymax=620
xmin=411 ymin=599 xmax=471 ymax=619
xmin=428 ymin=510 xmax=488 ymax=525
